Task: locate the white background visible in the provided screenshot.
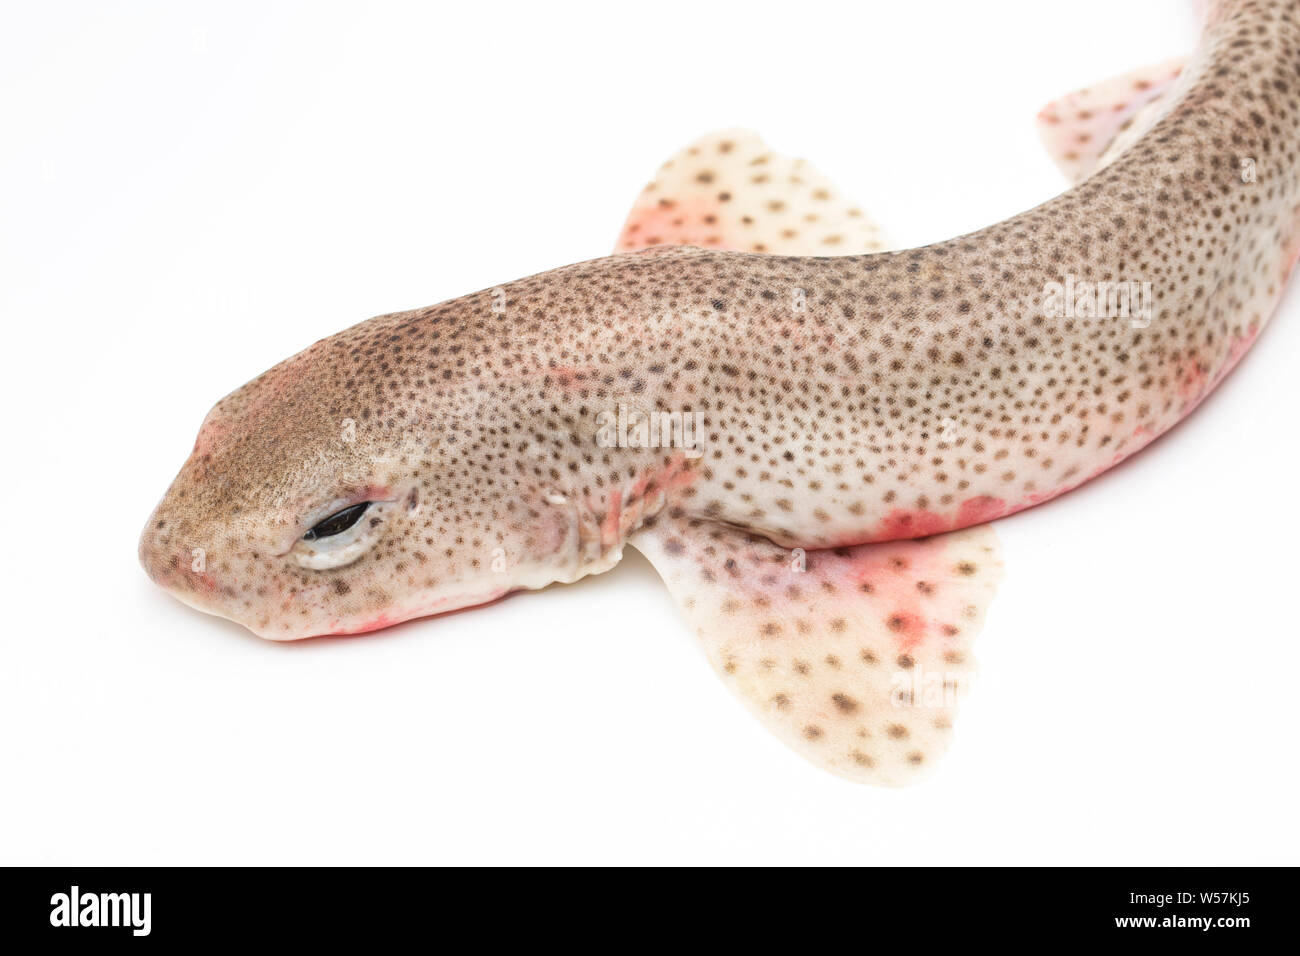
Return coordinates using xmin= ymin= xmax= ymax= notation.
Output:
xmin=3 ymin=0 xmax=1297 ymax=865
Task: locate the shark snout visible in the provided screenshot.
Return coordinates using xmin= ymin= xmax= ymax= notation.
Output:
xmin=138 ymin=512 xmax=223 ymax=606
xmin=138 ymin=522 xmax=177 ymax=588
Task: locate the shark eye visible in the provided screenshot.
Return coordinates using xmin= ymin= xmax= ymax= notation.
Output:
xmin=303 ymin=502 xmax=371 ymax=540
xmin=291 ymin=494 xmax=404 ymax=571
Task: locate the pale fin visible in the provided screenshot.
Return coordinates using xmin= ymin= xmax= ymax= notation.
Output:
xmin=615 ymin=128 xmax=889 ymax=255
xmin=632 ymin=516 xmax=1002 ymax=785
xmin=1036 ymin=57 xmax=1188 ymax=183
xmin=616 ymin=134 xmax=1002 ymax=784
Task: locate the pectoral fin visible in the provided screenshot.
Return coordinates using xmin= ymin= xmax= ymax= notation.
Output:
xmin=632 ymin=515 xmax=1002 ymax=785
xmin=618 ymin=133 xmax=1004 ymax=783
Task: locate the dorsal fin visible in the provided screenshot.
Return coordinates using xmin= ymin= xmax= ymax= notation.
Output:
xmin=616 ymin=128 xmax=889 ymax=255
xmin=1036 ymin=57 xmax=1188 ymax=183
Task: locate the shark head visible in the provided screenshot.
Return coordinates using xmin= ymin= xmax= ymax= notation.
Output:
xmin=139 ymin=310 xmax=594 ymax=640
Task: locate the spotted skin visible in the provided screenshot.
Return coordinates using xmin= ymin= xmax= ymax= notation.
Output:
xmin=142 ymin=1 xmax=1300 ymax=778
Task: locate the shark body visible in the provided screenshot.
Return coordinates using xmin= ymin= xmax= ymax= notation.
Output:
xmin=141 ymin=0 xmax=1300 ymax=783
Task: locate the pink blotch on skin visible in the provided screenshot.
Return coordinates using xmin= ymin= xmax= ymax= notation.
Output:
xmin=875 ymin=509 xmax=950 ymax=540
xmin=601 ymin=490 xmax=623 ymax=548
xmin=844 ymin=538 xmax=952 ymax=650
xmin=1169 ymin=325 xmax=1261 ymax=423
xmin=1214 ymin=325 xmax=1261 ymax=387
xmin=617 ymin=197 xmax=739 ymax=252
xmin=601 ymin=453 xmax=701 ymax=544
xmin=189 ymin=568 xmax=219 ymax=594
xmin=192 ymin=419 xmax=229 ymax=457
xmin=872 ymin=494 xmax=1008 ymax=542
xmin=885 ymin=611 xmax=927 ymax=647
xmin=956 ymin=495 xmax=1007 ymax=525
xmin=193 ymin=350 xmax=325 ymax=456
xmin=328 ymin=588 xmax=511 ymax=637
xmin=1175 ymin=353 xmax=1210 ymax=402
